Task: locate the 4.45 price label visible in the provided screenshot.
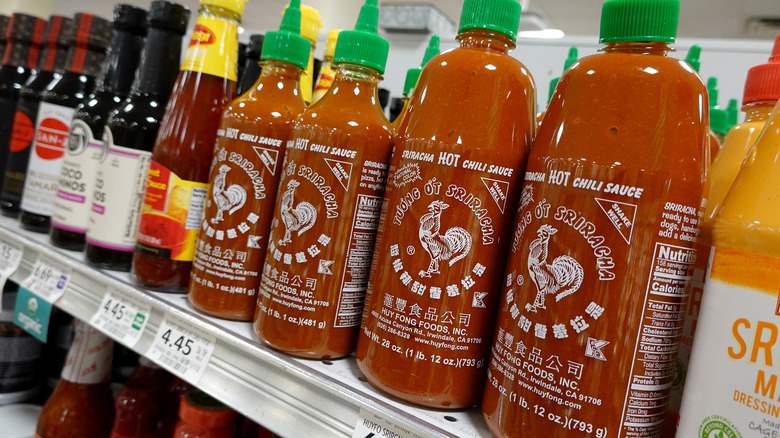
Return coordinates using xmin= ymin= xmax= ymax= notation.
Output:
xmin=90 ymin=290 xmax=151 ymax=348
xmin=146 ymin=314 xmax=216 ymax=385
xmin=22 ymin=256 xmax=72 ymax=303
xmin=0 ymin=239 xmax=23 ymax=291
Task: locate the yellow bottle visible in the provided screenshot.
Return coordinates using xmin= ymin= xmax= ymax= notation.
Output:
xmin=312 ymin=29 xmax=340 ymax=103
xmin=298 ymin=5 xmax=321 ymax=104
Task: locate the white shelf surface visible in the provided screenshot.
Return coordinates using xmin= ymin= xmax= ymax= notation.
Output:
xmin=0 ymin=215 xmax=492 ymax=438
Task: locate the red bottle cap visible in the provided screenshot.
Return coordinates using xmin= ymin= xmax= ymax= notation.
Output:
xmin=178 ymin=390 xmax=239 ymax=429
xmin=743 ymin=34 xmax=780 ymax=105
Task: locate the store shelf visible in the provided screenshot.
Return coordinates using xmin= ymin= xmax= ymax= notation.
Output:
xmin=0 ymin=215 xmax=492 ymax=438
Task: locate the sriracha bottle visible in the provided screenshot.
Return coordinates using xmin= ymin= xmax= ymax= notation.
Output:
xmin=132 ymin=0 xmax=244 ymax=292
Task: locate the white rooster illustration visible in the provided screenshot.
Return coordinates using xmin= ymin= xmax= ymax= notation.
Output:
xmin=525 ymin=224 xmax=584 ymax=313
xmin=210 ymin=164 xmax=247 ymax=224
xmin=278 ymin=179 xmax=317 ymax=246
xmin=418 ymin=200 xmax=472 ymax=278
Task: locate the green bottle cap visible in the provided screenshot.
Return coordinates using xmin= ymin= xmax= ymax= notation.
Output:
xmin=710 ymin=107 xmax=728 ymax=137
xmin=726 ymin=98 xmax=738 ymax=130
xmin=684 ymin=45 xmax=701 ymax=72
xmin=599 ymin=0 xmax=679 ymax=44
xmin=458 ymin=0 xmax=522 ymax=42
xmin=333 ymin=0 xmax=389 ymax=74
xmin=548 ymin=47 xmax=578 ymax=104
xmin=403 ymin=34 xmax=440 ymax=96
xmin=707 ymin=76 xmax=719 ymax=108
xmin=260 ymin=0 xmax=311 ymax=69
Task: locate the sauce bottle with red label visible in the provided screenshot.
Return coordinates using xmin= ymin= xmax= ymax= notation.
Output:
xmin=482 ymin=0 xmax=709 ymax=436
xmin=356 ymin=0 xmax=535 ymax=409
xmin=253 ymin=0 xmax=393 ymax=359
xmin=132 ymin=0 xmax=244 ymax=292
xmin=50 ymin=5 xmax=148 ymax=250
xmin=392 ymin=34 xmax=439 ymax=130
xmin=0 ymin=13 xmax=46 ymax=189
xmin=36 ymin=319 xmax=115 ymax=438
xmin=173 ymin=390 xmax=238 ymax=438
xmin=111 ymin=358 xmax=173 ymax=438
xmin=19 ymin=13 xmax=111 ymax=233
xmin=85 ymin=1 xmax=190 ymax=272
xmin=0 ymin=15 xmax=72 ymax=218
xmin=188 ymin=0 xmax=309 ymax=320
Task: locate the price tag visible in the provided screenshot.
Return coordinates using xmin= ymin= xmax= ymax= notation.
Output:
xmin=90 ymin=289 xmax=151 ymax=348
xmin=352 ymin=409 xmax=426 ymax=438
xmin=146 ymin=314 xmax=216 ymax=385
xmin=21 ymin=256 xmax=72 ymax=303
xmin=0 ymin=239 xmax=23 ymax=292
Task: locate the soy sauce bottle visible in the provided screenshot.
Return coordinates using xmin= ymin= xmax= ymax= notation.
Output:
xmin=85 ymin=1 xmax=190 ymax=271
xmin=50 ymin=5 xmax=148 ymax=250
xmin=0 ymin=15 xmax=70 ymax=217
xmin=0 ymin=13 xmax=46 ymax=184
xmin=18 ymin=13 xmax=110 ymax=233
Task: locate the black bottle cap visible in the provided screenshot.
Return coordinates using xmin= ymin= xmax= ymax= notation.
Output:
xmin=7 ymin=13 xmax=46 ymax=45
xmin=70 ymin=13 xmax=111 ymax=50
xmin=149 ymin=1 xmax=190 ymax=35
xmin=44 ymin=15 xmax=72 ymax=48
xmin=112 ymin=4 xmax=149 ymax=37
xmin=246 ymin=34 xmax=264 ymax=59
xmin=0 ymin=15 xmax=10 ymax=42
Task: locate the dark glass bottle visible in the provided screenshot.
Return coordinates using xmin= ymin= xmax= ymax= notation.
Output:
xmin=85 ymin=1 xmax=190 ymax=271
xmin=0 ymin=15 xmax=10 ymax=62
xmin=235 ymin=34 xmax=262 ymax=96
xmin=0 ymin=14 xmax=46 ymax=184
xmin=0 ymin=15 xmax=72 ymax=217
xmin=19 ymin=13 xmax=111 ymax=233
xmin=50 ymin=5 xmax=148 ymax=250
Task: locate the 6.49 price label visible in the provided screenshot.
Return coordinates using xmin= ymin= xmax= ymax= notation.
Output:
xmin=22 ymin=256 xmax=72 ymax=303
xmin=146 ymin=314 xmax=216 ymax=385
xmin=90 ymin=290 xmax=151 ymax=348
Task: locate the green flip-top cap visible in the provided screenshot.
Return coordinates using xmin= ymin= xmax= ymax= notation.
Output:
xmin=260 ymin=0 xmax=310 ymax=69
xmin=710 ymin=107 xmax=728 ymax=137
xmin=548 ymin=46 xmax=578 ymax=104
xmin=707 ymin=77 xmax=719 ymax=108
xmin=726 ymin=98 xmax=738 ymax=131
xmin=403 ymin=34 xmax=440 ymax=96
xmin=684 ymin=45 xmax=701 ymax=72
xmin=599 ymin=0 xmax=679 ymax=44
xmin=333 ymin=0 xmax=390 ymax=74
xmin=459 ymin=0 xmax=521 ymax=42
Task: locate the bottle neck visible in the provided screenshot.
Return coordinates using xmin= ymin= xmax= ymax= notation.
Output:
xmin=251 ymin=60 xmax=302 ymax=92
xmin=601 ymin=41 xmax=671 ymax=56
xmin=456 ymin=29 xmax=515 ymax=55
xmin=330 ymin=63 xmax=382 ymax=98
xmin=61 ymin=320 xmax=113 ymax=385
xmin=65 ymin=42 xmax=106 ymax=77
xmin=2 ymin=39 xmax=40 ymax=69
xmin=135 ymin=26 xmax=185 ymax=97
xmin=180 ymin=4 xmax=241 ymax=81
xmin=38 ymin=42 xmax=70 ymax=73
xmin=742 ymin=100 xmax=777 ymax=122
xmin=95 ymin=27 xmax=146 ymax=98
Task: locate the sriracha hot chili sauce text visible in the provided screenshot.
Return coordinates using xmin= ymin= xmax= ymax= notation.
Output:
xmin=188 ymin=0 xmax=310 ymax=320
xmin=481 ymin=1 xmax=709 ymax=437
xmin=253 ymin=0 xmax=393 ymax=358
xmin=133 ymin=0 xmax=245 ymax=292
xmin=356 ymin=0 xmax=536 ymax=409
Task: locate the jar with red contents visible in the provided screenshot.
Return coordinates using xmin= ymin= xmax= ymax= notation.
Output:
xmin=173 ymin=390 xmax=238 ymax=438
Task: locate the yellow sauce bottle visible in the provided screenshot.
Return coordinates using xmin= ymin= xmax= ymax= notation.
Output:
xmin=294 ymin=5 xmax=321 ymax=104
xmin=311 ymin=29 xmax=340 ymax=103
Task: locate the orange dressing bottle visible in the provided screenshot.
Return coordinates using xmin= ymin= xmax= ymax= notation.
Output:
xmin=188 ymin=0 xmax=310 ymax=320
xmin=482 ymin=0 xmax=709 ymax=436
xmin=132 ymin=0 xmax=244 ymax=292
xmin=253 ymin=0 xmax=393 ymax=359
xmin=356 ymin=0 xmax=536 ymax=409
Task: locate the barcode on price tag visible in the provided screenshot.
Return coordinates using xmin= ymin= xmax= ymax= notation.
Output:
xmin=146 ymin=314 xmax=216 ymax=385
xmin=352 ymin=409 xmax=426 ymax=438
xmin=0 ymin=239 xmax=23 ymax=291
xmin=90 ymin=289 xmax=151 ymax=348
xmin=22 ymin=256 xmax=72 ymax=303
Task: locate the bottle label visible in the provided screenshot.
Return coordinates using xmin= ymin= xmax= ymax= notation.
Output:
xmin=2 ymin=99 xmax=42 ymax=203
xmin=51 ymin=119 xmax=104 ymax=233
xmin=20 ymin=102 xmax=75 ymax=216
xmin=86 ymin=128 xmax=151 ymax=252
xmin=361 ymin=141 xmax=523 ymax=373
xmin=257 ymin=139 xmax=391 ymax=331
xmin=677 ymin=246 xmax=780 ymax=438
xmin=190 ymin=130 xmax=286 ymax=300
xmin=485 ymin=161 xmax=701 ymax=437
xmin=135 ymin=160 xmax=208 ymax=261
xmin=312 ymin=62 xmax=335 ymax=103
xmin=61 ymin=321 xmax=113 ymax=384
xmin=180 ymin=15 xmax=238 ymax=82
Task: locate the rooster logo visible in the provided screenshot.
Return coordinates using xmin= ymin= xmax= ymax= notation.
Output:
xmin=278 ymin=179 xmax=317 ymax=246
xmin=418 ymin=200 xmax=472 ymax=278
xmin=211 ymin=165 xmax=247 ymax=224
xmin=525 ymin=225 xmax=584 ymax=312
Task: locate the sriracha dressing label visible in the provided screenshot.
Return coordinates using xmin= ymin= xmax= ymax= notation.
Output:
xmin=135 ymin=160 xmax=207 ymax=261
xmin=486 ymin=160 xmax=700 ymax=437
xmin=180 ymin=15 xmax=238 ymax=82
xmin=87 ymin=128 xmax=151 ymax=251
xmin=677 ymin=247 xmax=780 ymax=438
xmin=61 ymin=322 xmax=113 ymax=384
xmin=51 ymin=119 xmax=104 ymax=233
xmin=20 ymin=102 xmax=75 ymax=216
